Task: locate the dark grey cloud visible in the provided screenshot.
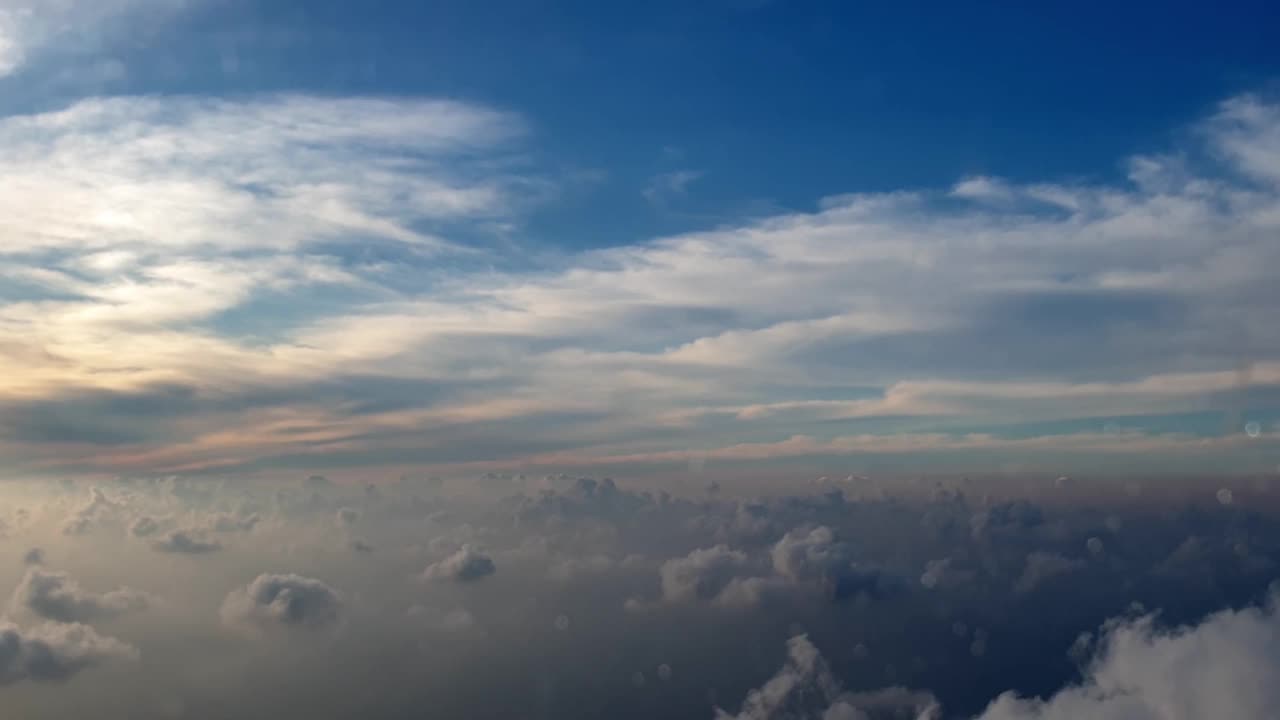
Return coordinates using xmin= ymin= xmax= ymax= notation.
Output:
xmin=220 ymin=573 xmax=343 ymax=632
xmin=0 ymin=620 xmax=138 ymax=685
xmin=1013 ymin=552 xmax=1086 ymax=594
xmin=336 ymin=507 xmax=359 ymax=528
xmin=151 ymin=529 xmax=222 ymax=554
xmin=715 ymin=634 xmax=939 ymax=720
xmin=11 ymin=567 xmax=149 ymax=623
xmin=406 ymin=604 xmax=475 ymax=633
xmin=0 ymin=472 xmax=1278 ymax=718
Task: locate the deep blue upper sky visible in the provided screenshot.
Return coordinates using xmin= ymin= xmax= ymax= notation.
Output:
xmin=34 ymin=0 xmax=1280 ymax=249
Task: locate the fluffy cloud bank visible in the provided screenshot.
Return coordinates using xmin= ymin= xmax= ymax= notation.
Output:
xmin=719 ymin=587 xmax=1280 ymax=720
xmin=974 ymin=589 xmax=1280 ymax=719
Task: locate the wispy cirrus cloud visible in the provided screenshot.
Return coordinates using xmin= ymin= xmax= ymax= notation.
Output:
xmin=0 ymin=0 xmax=193 ymax=79
xmin=1 ymin=92 xmax=1280 ymax=475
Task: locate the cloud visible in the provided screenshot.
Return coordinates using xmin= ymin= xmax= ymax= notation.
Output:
xmin=4 ymin=92 xmax=1280 ymax=475
xmin=0 ymin=0 xmax=193 ymax=79
xmin=209 ymin=512 xmax=260 ymax=533
xmin=0 ymin=620 xmax=138 ymax=685
xmin=129 ymin=515 xmax=160 ymax=537
xmin=643 ymin=169 xmax=703 ymax=207
xmin=0 ymin=91 xmax=526 ymax=437
xmin=336 ymin=507 xmax=360 ymax=528
xmin=974 ymin=588 xmax=1280 ymax=719
xmin=716 ymin=635 xmax=939 ymax=720
xmin=1014 ymin=552 xmax=1086 ymax=594
xmin=151 ymin=529 xmax=221 ymax=554
xmin=771 ymin=526 xmax=852 ymax=582
xmin=650 ymin=544 xmax=754 ymax=606
xmin=220 ymin=573 xmax=342 ymax=633
xmin=422 ymin=545 xmax=496 ymax=583
xmin=60 ymin=486 xmax=120 ymax=535
xmin=11 ymin=567 xmax=149 ymax=622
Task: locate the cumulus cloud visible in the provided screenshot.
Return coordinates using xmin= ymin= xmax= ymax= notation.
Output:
xmin=919 ymin=558 xmax=975 ymax=590
xmin=974 ymin=589 xmax=1280 ymax=719
xmin=0 ymin=620 xmax=138 ymax=685
xmin=716 ymin=635 xmax=939 ymax=720
xmin=151 ymin=529 xmax=221 ymax=554
xmin=61 ymin=486 xmax=120 ymax=535
xmin=650 ymin=544 xmax=755 ymax=607
xmin=771 ymin=526 xmax=852 ymax=582
xmin=422 ymin=545 xmax=496 ymax=583
xmin=11 ymin=567 xmax=149 ymax=623
xmin=220 ymin=573 xmax=342 ymax=633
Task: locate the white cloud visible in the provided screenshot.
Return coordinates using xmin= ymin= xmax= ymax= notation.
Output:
xmin=975 ymin=589 xmax=1280 ymax=719
xmin=0 ymin=0 xmax=192 ymax=79
xmin=3 ymin=91 xmax=1280 ymax=474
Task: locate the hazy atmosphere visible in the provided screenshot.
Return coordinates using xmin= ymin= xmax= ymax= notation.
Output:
xmin=1 ymin=1 xmax=1279 ymax=718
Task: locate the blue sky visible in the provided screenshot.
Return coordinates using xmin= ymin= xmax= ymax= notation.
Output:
xmin=1 ymin=0 xmax=1279 ymax=479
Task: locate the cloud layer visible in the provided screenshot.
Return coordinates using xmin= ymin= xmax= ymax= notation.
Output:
xmin=0 ymin=89 xmax=1277 ymax=475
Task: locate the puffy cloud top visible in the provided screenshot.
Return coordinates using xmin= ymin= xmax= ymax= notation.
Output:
xmin=975 ymin=589 xmax=1280 ymax=719
xmin=11 ymin=567 xmax=149 ymax=623
xmin=658 ymin=544 xmax=750 ymax=604
xmin=220 ymin=573 xmax=342 ymax=632
xmin=422 ymin=546 xmax=496 ymax=583
xmin=771 ymin=526 xmax=852 ymax=581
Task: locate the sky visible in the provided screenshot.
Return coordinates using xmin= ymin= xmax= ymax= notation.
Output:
xmin=1 ymin=0 xmax=1280 ymax=482
xmin=8 ymin=4 xmax=1280 ymax=719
